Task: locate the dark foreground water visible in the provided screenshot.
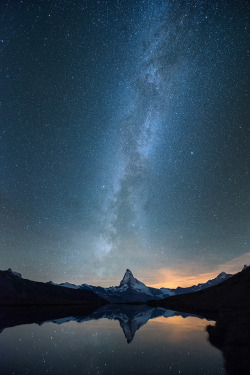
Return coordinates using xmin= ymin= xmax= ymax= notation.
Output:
xmin=0 ymin=306 xmax=225 ymax=375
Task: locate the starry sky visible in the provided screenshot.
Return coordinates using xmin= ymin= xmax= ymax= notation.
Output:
xmin=1 ymin=0 xmax=249 ymax=287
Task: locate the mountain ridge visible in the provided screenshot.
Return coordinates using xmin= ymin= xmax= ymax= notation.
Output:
xmin=0 ymin=269 xmax=107 ymax=306
xmin=56 ymin=267 xmax=237 ymax=303
xmin=148 ymin=265 xmax=250 ymax=314
xmin=2 ymin=266 xmax=244 ymax=304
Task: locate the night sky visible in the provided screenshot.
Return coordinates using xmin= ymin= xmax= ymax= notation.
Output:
xmin=1 ymin=0 xmax=249 ymax=287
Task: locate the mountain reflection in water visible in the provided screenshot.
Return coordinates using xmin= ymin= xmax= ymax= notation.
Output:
xmin=0 ymin=304 xmax=225 ymax=375
xmin=0 ymin=304 xmax=212 ymax=344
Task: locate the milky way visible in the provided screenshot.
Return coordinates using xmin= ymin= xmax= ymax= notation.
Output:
xmin=1 ymin=0 xmax=249 ymax=285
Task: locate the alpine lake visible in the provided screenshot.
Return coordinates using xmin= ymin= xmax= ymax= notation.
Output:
xmin=0 ymin=304 xmax=225 ymax=375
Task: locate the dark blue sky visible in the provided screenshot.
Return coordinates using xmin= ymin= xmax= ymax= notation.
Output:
xmin=1 ymin=0 xmax=249 ymax=286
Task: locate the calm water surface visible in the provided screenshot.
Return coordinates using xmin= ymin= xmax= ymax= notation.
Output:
xmin=0 ymin=309 xmax=225 ymax=375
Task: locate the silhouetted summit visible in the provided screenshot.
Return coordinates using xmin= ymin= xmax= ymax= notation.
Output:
xmin=0 ymin=269 xmax=107 ymax=306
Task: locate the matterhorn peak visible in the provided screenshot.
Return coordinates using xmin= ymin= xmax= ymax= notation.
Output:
xmin=125 ymin=269 xmax=133 ymax=277
xmin=120 ymin=269 xmax=136 ymax=286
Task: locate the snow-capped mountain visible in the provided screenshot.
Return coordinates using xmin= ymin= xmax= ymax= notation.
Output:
xmin=48 ymin=269 xmax=167 ymax=302
xmin=79 ymin=269 xmax=170 ymax=303
xmin=1 ymin=267 xmax=242 ymax=304
xmin=120 ymin=269 xmax=150 ymax=291
xmin=0 ymin=266 xmax=246 ymax=303
xmin=173 ymin=270 xmax=233 ymax=295
xmin=52 ymin=267 xmax=236 ymax=303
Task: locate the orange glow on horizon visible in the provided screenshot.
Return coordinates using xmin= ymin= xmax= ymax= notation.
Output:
xmin=58 ymin=252 xmax=250 ymax=288
xmin=146 ymin=252 xmax=250 ymax=289
xmin=145 ymin=267 xmax=225 ymax=289
xmin=148 ymin=271 xmax=220 ymax=289
xmin=151 ymin=316 xmax=211 ymax=327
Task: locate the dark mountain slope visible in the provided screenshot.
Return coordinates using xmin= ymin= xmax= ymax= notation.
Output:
xmin=0 ymin=269 xmax=107 ymax=306
xmin=207 ymin=308 xmax=250 ymax=375
xmin=149 ymin=266 xmax=250 ymax=314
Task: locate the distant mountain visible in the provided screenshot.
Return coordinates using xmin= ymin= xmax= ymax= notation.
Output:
xmin=173 ymin=270 xmax=233 ymax=295
xmin=78 ymin=269 xmax=175 ymax=303
xmin=0 ymin=269 xmax=107 ymax=306
xmin=0 ymin=266 xmax=243 ymax=305
xmin=53 ymin=268 xmax=236 ymax=303
xmin=149 ymin=266 xmax=250 ymax=314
